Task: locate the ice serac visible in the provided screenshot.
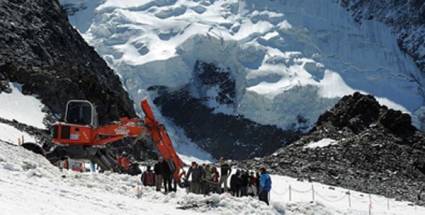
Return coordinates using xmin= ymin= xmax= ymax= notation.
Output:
xmin=0 ymin=0 xmax=135 ymax=124
xmin=340 ymin=0 xmax=425 ymax=75
xmin=66 ymin=0 xmax=425 ymax=130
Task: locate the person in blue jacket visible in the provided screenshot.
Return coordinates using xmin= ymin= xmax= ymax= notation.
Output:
xmin=258 ymin=166 xmax=272 ymax=205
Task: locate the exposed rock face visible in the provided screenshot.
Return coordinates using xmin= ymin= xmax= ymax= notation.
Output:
xmin=192 ymin=61 xmax=236 ymax=107
xmin=340 ymin=0 xmax=425 ymax=75
xmin=0 ymin=0 xmax=135 ymax=124
xmin=242 ymin=92 xmax=425 ymax=205
xmin=153 ymin=87 xmax=301 ymax=160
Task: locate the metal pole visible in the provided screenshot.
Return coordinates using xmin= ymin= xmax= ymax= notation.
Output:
xmin=387 ymin=198 xmax=390 ymax=210
xmin=289 ymin=185 xmax=292 ymax=202
xmin=311 ymin=184 xmax=315 ymax=202
xmin=348 ymin=191 xmax=351 ymax=208
xmin=369 ymin=194 xmax=372 ymax=215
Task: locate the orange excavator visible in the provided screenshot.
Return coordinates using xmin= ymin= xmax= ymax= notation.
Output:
xmin=47 ymin=99 xmax=184 ymax=178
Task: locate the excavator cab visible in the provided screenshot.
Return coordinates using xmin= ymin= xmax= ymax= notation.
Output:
xmin=51 ymin=100 xmax=98 ymax=146
xmin=64 ymin=100 xmax=98 ymax=127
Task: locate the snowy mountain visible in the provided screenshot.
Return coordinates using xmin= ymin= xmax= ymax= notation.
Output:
xmin=61 ymin=0 xmax=425 ymax=158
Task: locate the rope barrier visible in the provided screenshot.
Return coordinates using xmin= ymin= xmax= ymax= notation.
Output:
xmin=271 ymin=188 xmax=288 ymax=196
xmin=314 ymin=191 xmax=347 ymax=203
xmin=291 ymin=187 xmax=312 ymax=194
xmin=350 ymin=193 xmax=367 ymax=200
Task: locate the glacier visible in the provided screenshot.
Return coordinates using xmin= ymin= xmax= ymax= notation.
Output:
xmin=62 ymin=0 xmax=425 ymax=131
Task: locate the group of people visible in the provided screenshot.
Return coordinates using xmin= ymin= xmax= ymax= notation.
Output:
xmin=140 ymin=157 xmax=179 ymax=193
xmin=139 ymin=157 xmax=272 ymax=205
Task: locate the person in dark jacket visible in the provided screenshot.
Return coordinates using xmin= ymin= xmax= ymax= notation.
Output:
xmin=258 ymin=167 xmax=272 ymax=205
xmin=219 ymin=157 xmax=231 ymax=193
xmin=161 ymin=159 xmax=172 ymax=193
xmin=154 ymin=158 xmax=163 ymax=191
xmin=230 ymin=170 xmax=242 ymax=197
xmin=240 ymin=170 xmax=249 ymax=196
xmin=186 ymin=162 xmax=203 ymax=194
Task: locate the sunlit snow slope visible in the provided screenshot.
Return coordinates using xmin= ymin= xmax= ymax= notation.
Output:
xmin=1 ymin=141 xmax=425 ymax=214
xmin=0 ymin=83 xmax=46 ymax=129
xmin=63 ymin=0 xmax=425 ymax=131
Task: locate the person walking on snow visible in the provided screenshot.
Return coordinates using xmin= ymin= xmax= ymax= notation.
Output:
xmin=258 ymin=167 xmax=272 ymax=205
xmin=219 ymin=157 xmax=231 ymax=192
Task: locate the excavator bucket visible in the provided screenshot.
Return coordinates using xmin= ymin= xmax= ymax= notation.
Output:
xmin=141 ymin=100 xmax=184 ymax=177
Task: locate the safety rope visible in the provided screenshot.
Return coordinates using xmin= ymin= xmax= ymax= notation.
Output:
xmin=314 ymin=191 xmax=347 ymax=202
xmin=291 ymin=187 xmax=312 ymax=194
xmin=271 ymin=188 xmax=288 ymax=195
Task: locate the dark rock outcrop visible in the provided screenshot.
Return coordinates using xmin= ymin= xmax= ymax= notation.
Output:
xmin=193 ymin=61 xmax=236 ymax=106
xmin=153 ymin=87 xmax=301 ymax=160
xmin=242 ymin=92 xmax=425 ymax=205
xmin=0 ymin=0 xmax=135 ymax=124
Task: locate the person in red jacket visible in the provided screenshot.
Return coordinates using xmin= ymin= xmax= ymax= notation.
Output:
xmin=210 ymin=166 xmax=220 ymax=193
xmin=117 ymin=152 xmax=130 ymax=172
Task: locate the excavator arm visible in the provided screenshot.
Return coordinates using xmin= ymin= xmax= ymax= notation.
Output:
xmin=141 ymin=100 xmax=185 ymax=179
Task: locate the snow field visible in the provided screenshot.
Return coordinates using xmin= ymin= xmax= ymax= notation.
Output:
xmin=0 ymin=142 xmax=277 ymax=214
xmin=0 ymin=83 xmax=46 ymax=129
xmin=1 ymin=141 xmax=425 ymax=214
xmin=270 ymin=174 xmax=425 ymax=215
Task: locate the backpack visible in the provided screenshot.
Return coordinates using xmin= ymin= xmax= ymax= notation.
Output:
xmin=142 ymin=172 xmax=155 ymax=186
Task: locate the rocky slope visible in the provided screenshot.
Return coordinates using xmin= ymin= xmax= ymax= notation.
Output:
xmin=0 ymin=0 xmax=135 ymax=124
xmin=340 ymin=0 xmax=425 ymax=76
xmin=242 ymin=92 xmax=425 ymax=205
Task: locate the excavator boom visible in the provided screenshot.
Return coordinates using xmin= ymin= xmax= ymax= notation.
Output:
xmin=49 ymin=99 xmax=184 ymax=177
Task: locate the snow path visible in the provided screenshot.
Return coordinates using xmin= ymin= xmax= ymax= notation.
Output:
xmin=1 ymin=142 xmax=425 ymax=215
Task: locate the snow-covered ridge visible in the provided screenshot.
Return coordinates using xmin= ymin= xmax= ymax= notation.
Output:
xmin=63 ymin=0 xmax=425 ymax=131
